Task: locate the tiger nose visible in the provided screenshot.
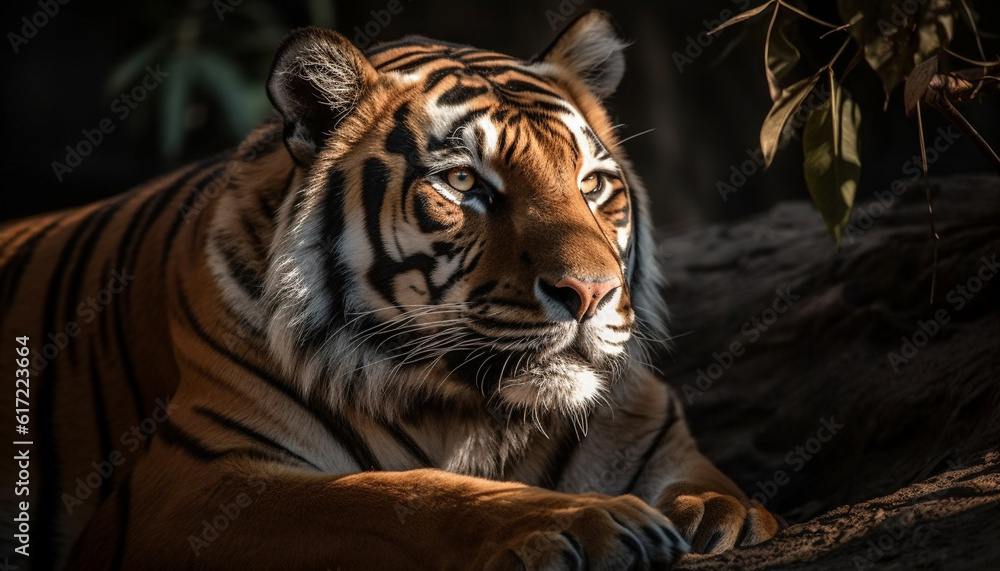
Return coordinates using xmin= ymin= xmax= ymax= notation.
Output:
xmin=538 ymin=275 xmax=622 ymax=322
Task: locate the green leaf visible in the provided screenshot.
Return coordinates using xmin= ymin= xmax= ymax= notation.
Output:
xmin=802 ymin=77 xmax=862 ymax=246
xmin=837 ymin=0 xmax=956 ymax=103
xmin=761 ymin=72 xmax=822 ymax=169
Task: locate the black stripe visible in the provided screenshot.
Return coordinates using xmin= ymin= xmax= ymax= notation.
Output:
xmin=123 ymin=156 xmax=227 ymax=280
xmin=422 ymin=65 xmax=463 ymax=93
xmin=459 ymin=54 xmax=517 ymax=65
xmin=394 ymin=54 xmax=461 ymax=73
xmin=109 ymin=281 xmax=146 ymax=443
xmin=467 ymin=280 xmax=499 ymax=300
xmin=222 ymin=303 xmax=265 ymax=340
xmin=215 ymin=237 xmax=264 ymax=299
xmin=324 ymin=411 xmax=381 ymax=471
xmin=541 ymin=428 xmax=583 ymax=489
xmin=472 ymin=316 xmax=551 ymax=331
xmin=192 ymin=406 xmax=321 ymax=470
xmin=426 ymin=108 xmax=492 ymax=154
xmin=0 ymin=223 xmax=32 ymax=259
xmin=625 ymin=402 xmax=681 ymax=493
xmin=477 ymin=297 xmax=538 ymax=311
xmin=412 ymin=192 xmax=451 ymax=233
xmin=90 ymin=254 xmax=147 ymax=448
xmin=110 ymin=473 xmax=132 ymax=571
xmin=382 ymin=421 xmax=433 ymax=467
xmin=120 ymin=158 xmax=227 ymax=318
xmin=62 ymin=199 xmax=127 ymax=360
xmin=376 ymin=48 xmax=448 ymax=70
xmin=157 ymin=418 xmax=284 ymax=464
xmin=470 ymin=64 xmax=548 ymax=83
xmin=385 ymin=104 xmax=423 ymax=219
xmin=89 ymin=345 xmax=115 ymax=501
xmin=294 ymin=170 xmax=353 ymax=353
xmin=497 ymin=79 xmax=561 ymax=100
xmin=504 ymin=137 xmax=520 ymax=165
xmin=366 ymin=37 xmax=472 ymax=58
xmin=257 ymin=172 xmax=283 ymax=224
xmin=584 ymin=128 xmax=611 ymax=159
xmin=157 ymin=418 xmax=227 ymax=462
xmin=161 ymin=162 xmax=231 ymax=266
xmin=438 ymin=83 xmax=490 ymax=106
xmin=176 ymin=352 xmax=238 ymax=394
xmin=361 ymin=158 xmax=400 ymax=306
xmin=175 ymin=289 xmax=299 ymax=403
xmin=0 ymin=216 xmax=64 ymax=318
xmin=174 ymin=287 xmax=377 ymax=469
xmin=35 ymin=201 xmax=119 ymax=571
xmin=240 ymin=211 xmax=268 ymax=261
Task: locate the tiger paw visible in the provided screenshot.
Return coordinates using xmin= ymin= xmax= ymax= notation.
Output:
xmin=657 ymin=487 xmax=780 ymax=554
xmin=484 ymin=494 xmax=689 ymax=570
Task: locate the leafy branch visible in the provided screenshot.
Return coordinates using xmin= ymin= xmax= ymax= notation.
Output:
xmin=712 ymin=0 xmax=1000 ymax=249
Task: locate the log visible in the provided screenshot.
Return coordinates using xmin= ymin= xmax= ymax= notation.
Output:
xmin=653 ymin=174 xmax=1000 ymax=569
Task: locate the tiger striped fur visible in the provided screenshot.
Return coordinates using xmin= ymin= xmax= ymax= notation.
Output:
xmin=0 ymin=11 xmax=778 ymax=570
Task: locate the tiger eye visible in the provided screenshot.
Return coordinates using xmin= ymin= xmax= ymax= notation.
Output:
xmin=447 ymin=168 xmax=476 ymax=192
xmin=581 ymin=173 xmax=601 ymax=195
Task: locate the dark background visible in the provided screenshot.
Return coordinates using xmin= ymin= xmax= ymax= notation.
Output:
xmin=1 ymin=0 xmax=998 ymax=229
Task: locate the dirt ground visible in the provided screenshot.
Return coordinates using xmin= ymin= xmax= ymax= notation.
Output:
xmin=654 ymin=175 xmax=1000 ymax=569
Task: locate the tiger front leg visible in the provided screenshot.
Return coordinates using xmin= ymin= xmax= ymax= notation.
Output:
xmin=67 ymin=448 xmax=688 ymax=570
xmin=646 ymin=386 xmax=781 ymax=553
xmin=579 ymin=373 xmax=781 ymax=555
xmin=651 ymin=437 xmax=782 ymax=554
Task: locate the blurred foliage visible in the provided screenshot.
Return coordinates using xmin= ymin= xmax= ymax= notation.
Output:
xmin=105 ymin=0 xmax=335 ymax=161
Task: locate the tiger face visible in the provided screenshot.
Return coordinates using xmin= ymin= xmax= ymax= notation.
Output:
xmin=263 ymin=13 xmax=664 ymax=419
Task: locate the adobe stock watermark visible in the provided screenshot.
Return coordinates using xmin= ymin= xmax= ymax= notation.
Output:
xmin=179 ymin=127 xmax=281 ymax=222
xmin=61 ymin=396 xmax=177 ymax=513
xmin=874 ymin=0 xmax=931 ymax=39
xmin=51 ymin=64 xmax=169 ymax=182
xmin=750 ymin=417 xmax=843 ymax=506
xmin=681 ymin=286 xmax=800 ymax=403
xmin=842 ymin=125 xmax=961 ymax=244
xmin=719 ymin=81 xmax=832 ymax=203
xmin=852 ymin=512 xmax=938 ymax=570
xmin=212 ymin=0 xmax=244 ymax=21
xmin=351 ymin=0 xmax=413 ymax=49
xmin=29 ymin=268 xmax=135 ymax=374
xmin=188 ymin=477 xmax=270 ymax=556
xmin=887 ymin=254 xmax=998 ymax=372
xmin=673 ymin=0 xmax=754 ymax=73
xmin=544 ymin=0 xmax=588 ymax=30
xmin=7 ymin=0 xmax=71 ymax=54
xmin=851 ymin=460 xmax=966 ymax=570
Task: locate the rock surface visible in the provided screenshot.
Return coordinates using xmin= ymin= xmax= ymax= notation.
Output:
xmin=654 ymin=175 xmax=1000 ymax=569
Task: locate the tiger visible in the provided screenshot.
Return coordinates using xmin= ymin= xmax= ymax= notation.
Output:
xmin=0 ymin=10 xmax=779 ymax=570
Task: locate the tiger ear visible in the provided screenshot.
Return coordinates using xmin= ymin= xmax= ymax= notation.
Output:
xmin=267 ymin=27 xmax=378 ymax=165
xmin=538 ymin=10 xmax=628 ymax=99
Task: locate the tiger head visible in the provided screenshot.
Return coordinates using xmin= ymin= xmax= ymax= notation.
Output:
xmin=260 ymin=11 xmax=666 ymax=421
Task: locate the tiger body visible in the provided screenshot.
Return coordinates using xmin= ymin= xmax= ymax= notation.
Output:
xmin=0 ymin=12 xmax=777 ymax=570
